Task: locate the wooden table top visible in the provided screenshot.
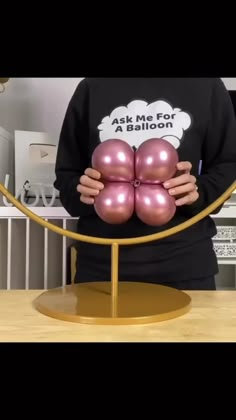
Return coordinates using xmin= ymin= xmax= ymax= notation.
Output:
xmin=0 ymin=290 xmax=235 ymax=342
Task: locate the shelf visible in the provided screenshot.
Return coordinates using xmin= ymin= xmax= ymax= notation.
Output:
xmin=217 ymin=260 xmax=236 ymax=265
xmin=0 ymin=206 xmax=73 ymax=219
xmin=211 ymin=207 xmax=236 ymax=218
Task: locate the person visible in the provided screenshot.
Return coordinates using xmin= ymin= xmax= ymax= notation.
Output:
xmin=54 ymin=78 xmax=236 ymax=290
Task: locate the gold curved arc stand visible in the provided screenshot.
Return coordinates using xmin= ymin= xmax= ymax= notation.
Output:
xmin=0 ymin=182 xmax=235 ymax=325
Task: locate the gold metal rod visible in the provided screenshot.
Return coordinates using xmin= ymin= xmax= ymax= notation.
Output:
xmin=0 ymin=181 xmax=235 ymax=246
xmin=111 ymin=243 xmax=119 ymax=316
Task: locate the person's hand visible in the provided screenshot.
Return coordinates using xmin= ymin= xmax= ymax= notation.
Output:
xmin=77 ymin=168 xmax=104 ymax=204
xmin=163 ymin=161 xmax=199 ymax=206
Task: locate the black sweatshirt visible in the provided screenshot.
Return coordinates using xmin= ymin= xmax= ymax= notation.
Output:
xmin=54 ymin=78 xmax=236 ymax=283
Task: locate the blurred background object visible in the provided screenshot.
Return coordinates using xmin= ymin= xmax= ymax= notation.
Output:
xmin=0 ymin=78 xmax=10 ymax=93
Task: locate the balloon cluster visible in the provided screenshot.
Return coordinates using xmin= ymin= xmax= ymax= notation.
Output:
xmin=92 ymin=138 xmax=179 ymax=226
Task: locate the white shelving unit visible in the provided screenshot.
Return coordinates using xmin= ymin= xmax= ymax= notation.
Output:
xmin=0 ymin=206 xmax=77 ymax=290
xmin=211 ymin=200 xmax=236 ymax=289
xmin=0 ymin=202 xmax=235 ymax=290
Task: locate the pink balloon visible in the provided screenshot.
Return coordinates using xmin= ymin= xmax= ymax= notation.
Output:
xmin=91 ymin=139 xmax=134 ymax=182
xmin=135 ymin=138 xmax=178 ymax=184
xmin=94 ymin=182 xmax=134 ymax=224
xmin=135 ymin=184 xmax=176 ymax=226
xmin=91 ymin=138 xmax=179 ymax=226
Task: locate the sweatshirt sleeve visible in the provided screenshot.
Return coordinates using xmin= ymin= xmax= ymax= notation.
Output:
xmin=181 ymin=78 xmax=236 ymax=216
xmin=54 ymin=79 xmax=96 ymax=217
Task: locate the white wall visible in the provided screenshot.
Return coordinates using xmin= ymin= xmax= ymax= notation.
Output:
xmin=0 ymin=78 xmax=235 ymax=143
xmin=0 ymin=78 xmax=83 ymax=142
xmin=0 ymin=77 xmax=236 ymax=290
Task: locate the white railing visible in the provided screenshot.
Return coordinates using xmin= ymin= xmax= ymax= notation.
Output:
xmin=1 ymin=204 xmax=236 ymax=290
xmin=0 ymin=207 xmax=77 ymax=290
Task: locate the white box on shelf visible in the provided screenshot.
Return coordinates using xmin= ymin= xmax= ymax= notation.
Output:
xmin=14 ymin=130 xmax=59 ymax=202
xmin=0 ymin=127 xmax=14 ymax=204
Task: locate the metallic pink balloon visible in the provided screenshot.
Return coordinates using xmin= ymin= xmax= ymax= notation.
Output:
xmin=135 ymin=184 xmax=176 ymax=226
xmin=94 ymin=182 xmax=134 ymax=224
xmin=92 ymin=139 xmax=134 ymax=182
xmin=92 ymin=138 xmax=179 ymax=226
xmin=135 ymin=138 xmax=179 ymax=184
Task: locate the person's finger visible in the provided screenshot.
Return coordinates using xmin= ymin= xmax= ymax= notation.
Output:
xmin=168 ymin=182 xmax=197 ymax=197
xmin=80 ymin=195 xmax=95 ymax=204
xmin=77 ymin=185 xmax=100 ymax=197
xmin=84 ymin=168 xmax=102 ymax=180
xmin=163 ymin=174 xmax=196 ymax=189
xmin=175 ymin=190 xmax=199 ymax=206
xmin=79 ymin=175 xmax=104 ymax=191
xmin=176 ymin=161 xmax=192 ymax=173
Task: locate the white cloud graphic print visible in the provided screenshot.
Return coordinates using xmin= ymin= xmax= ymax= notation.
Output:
xmin=98 ymin=100 xmax=192 ymax=149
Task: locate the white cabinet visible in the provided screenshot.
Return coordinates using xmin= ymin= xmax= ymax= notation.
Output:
xmin=212 ymin=202 xmax=236 ymax=289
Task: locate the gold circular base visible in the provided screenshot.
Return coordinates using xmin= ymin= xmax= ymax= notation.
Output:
xmin=34 ymin=282 xmax=191 ymax=325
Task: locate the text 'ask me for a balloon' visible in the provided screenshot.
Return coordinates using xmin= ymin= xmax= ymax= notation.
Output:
xmin=91 ymin=138 xmax=179 ymax=226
